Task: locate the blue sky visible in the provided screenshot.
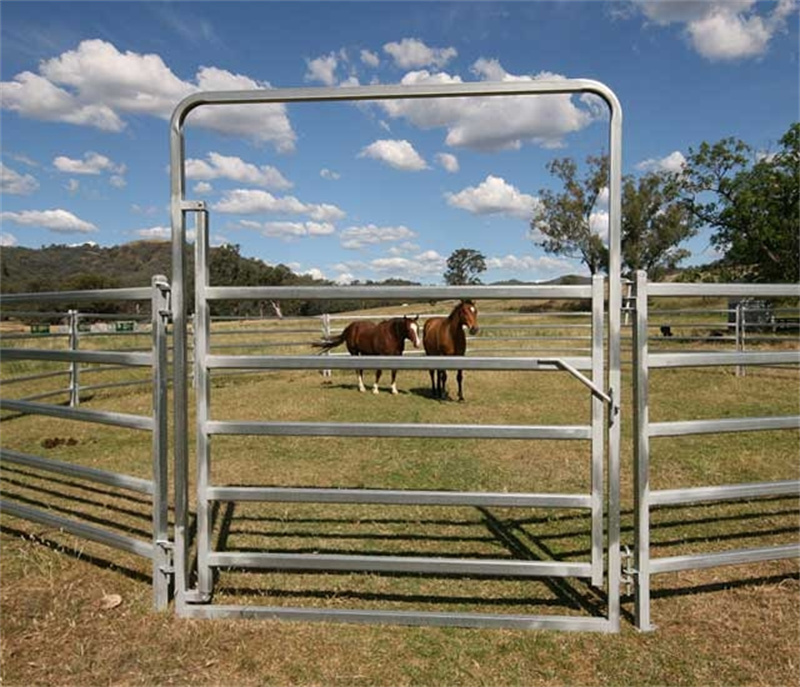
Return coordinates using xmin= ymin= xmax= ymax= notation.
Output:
xmin=1 ymin=1 xmax=798 ymax=285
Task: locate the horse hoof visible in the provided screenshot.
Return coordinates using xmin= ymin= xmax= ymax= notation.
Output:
xmin=372 ymin=387 xmax=379 ymax=395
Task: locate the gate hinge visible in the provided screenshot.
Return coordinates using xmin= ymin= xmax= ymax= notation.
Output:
xmin=621 ymin=545 xmax=637 ymax=595
xmin=157 ymin=539 xmax=175 ymax=575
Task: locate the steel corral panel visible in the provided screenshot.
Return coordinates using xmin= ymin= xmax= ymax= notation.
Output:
xmin=0 ymin=499 xmax=155 ymax=558
xmin=208 ymin=552 xmax=592 ymax=578
xmin=206 ymin=486 xmax=592 ymax=508
xmin=650 ymin=544 xmax=800 ymax=574
xmin=204 ymin=284 xmax=592 ymax=301
xmin=206 ymin=354 xmax=593 ymax=372
xmin=649 ymin=351 xmax=800 ymax=368
xmin=0 ymin=348 xmax=153 ymax=367
xmin=0 ymin=398 xmax=154 ymax=431
xmin=649 ymin=415 xmax=800 ymax=437
xmin=178 ymin=604 xmax=613 ymax=631
xmin=0 ymin=287 xmax=153 ymax=303
xmin=647 ymin=283 xmax=800 ymax=298
xmin=0 ymin=448 xmax=154 ymax=495
xmin=650 ymin=480 xmax=800 ymax=506
xmin=206 ymin=420 xmax=592 ymax=440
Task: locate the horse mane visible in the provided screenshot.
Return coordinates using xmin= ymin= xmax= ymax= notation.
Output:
xmin=448 ymin=300 xmax=472 ymax=320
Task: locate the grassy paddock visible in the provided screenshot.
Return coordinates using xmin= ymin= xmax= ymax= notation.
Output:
xmin=1 ymin=300 xmax=798 ymax=686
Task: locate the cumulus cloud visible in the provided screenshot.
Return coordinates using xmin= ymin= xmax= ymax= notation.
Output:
xmin=0 ymin=231 xmax=19 ymax=246
xmin=445 ymin=175 xmax=538 ymax=220
xmin=0 ymin=162 xmax=39 ymax=195
xmin=213 ymin=189 xmax=345 ymax=222
xmin=339 ymin=224 xmax=417 ymax=249
xmin=379 ymin=62 xmax=598 ymax=151
xmin=383 ymin=38 xmax=457 ymax=69
xmin=185 ymin=152 xmax=292 ymax=190
xmin=0 ymin=39 xmax=296 ymax=150
xmin=358 ymin=139 xmax=428 ymax=171
xmin=305 ymin=52 xmax=340 ymax=86
xmin=0 ymin=208 xmax=97 ymax=234
xmin=636 ymin=151 xmax=687 ymax=174
xmin=53 ymin=152 xmax=126 ymax=177
xmin=360 ymin=49 xmax=380 ymax=68
xmin=241 ymin=219 xmax=336 ymax=241
xmin=320 ymin=168 xmax=341 ymax=181
xmin=436 ymin=152 xmax=459 ymax=173
xmin=486 ymin=253 xmax=576 ymax=277
xmin=635 ymin=0 xmax=796 ymax=61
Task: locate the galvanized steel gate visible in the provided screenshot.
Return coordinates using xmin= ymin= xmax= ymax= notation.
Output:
xmin=168 ymin=80 xmax=624 ymax=630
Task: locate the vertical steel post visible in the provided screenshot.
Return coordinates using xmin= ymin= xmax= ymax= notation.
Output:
xmin=68 ymin=309 xmax=80 ymax=407
xmin=632 ymin=270 xmax=652 ymax=631
xmin=605 ymin=89 xmax=623 ymax=633
xmin=194 ymin=209 xmax=213 ymax=597
xmin=151 ymin=275 xmax=171 ymax=610
xmin=590 ymin=274 xmax=605 ymax=587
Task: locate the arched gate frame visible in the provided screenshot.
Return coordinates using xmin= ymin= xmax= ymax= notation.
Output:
xmin=170 ymin=80 xmax=623 ymax=631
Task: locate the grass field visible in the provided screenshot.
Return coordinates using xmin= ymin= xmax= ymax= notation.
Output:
xmin=1 ymin=299 xmax=798 ymax=686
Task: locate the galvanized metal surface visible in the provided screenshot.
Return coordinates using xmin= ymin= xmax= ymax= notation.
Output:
xmin=171 ymin=79 xmax=623 ymax=630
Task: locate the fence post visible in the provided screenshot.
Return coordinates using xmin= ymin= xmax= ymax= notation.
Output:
xmin=151 ymin=275 xmax=171 ymax=610
xmin=68 ymin=309 xmax=80 ymax=407
xmin=736 ymin=301 xmax=745 ymax=377
xmin=632 ymin=270 xmax=653 ymax=631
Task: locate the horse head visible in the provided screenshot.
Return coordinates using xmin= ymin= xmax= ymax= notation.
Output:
xmin=403 ymin=315 xmax=421 ymax=348
xmin=457 ymin=300 xmax=480 ymax=335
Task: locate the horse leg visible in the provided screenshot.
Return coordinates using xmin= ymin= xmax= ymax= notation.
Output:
xmin=439 ymin=370 xmax=448 ymax=399
xmin=390 ymin=369 xmax=398 ymax=395
xmin=457 ymin=369 xmax=464 ymax=402
xmin=357 ymin=369 xmax=366 ymax=392
xmin=429 ymin=370 xmax=436 ymax=397
xmin=373 ymin=369 xmax=382 ymax=394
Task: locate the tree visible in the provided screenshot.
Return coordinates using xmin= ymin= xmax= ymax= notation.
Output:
xmin=444 ymin=248 xmax=486 ymax=285
xmin=530 ymin=156 xmax=609 ymax=274
xmin=678 ymin=123 xmax=799 ymax=283
xmin=532 ymin=154 xmax=696 ymax=279
xmin=622 ymin=172 xmax=696 ymax=279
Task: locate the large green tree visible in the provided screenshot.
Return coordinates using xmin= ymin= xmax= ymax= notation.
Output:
xmin=444 ymin=248 xmax=487 ymax=285
xmin=531 ymin=155 xmax=696 ymax=278
xmin=677 ymin=123 xmax=799 ymax=283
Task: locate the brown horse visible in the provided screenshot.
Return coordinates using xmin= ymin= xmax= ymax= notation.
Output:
xmin=313 ymin=316 xmax=420 ymax=394
xmin=423 ymin=300 xmax=479 ymax=401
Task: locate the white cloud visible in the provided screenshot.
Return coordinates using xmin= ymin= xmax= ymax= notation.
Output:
xmin=320 ymin=168 xmax=341 ymax=181
xmin=0 ymin=231 xmax=18 ymax=247
xmin=53 ymin=151 xmax=125 ymax=175
xmin=193 ymin=181 xmax=213 ymax=194
xmin=486 ymin=253 xmax=576 ymax=277
xmin=303 ymin=267 xmax=326 ymax=281
xmin=445 ymin=175 xmax=538 ymax=220
xmin=65 ymin=179 xmax=80 ymax=193
xmin=0 ymin=162 xmax=39 ymax=195
xmin=383 ymin=38 xmax=457 ymax=69
xmin=636 ymin=0 xmax=796 ymax=61
xmin=358 ymin=139 xmax=428 ymax=171
xmin=185 ymin=152 xmax=292 ymax=190
xmin=379 ymin=62 xmax=597 ymax=151
xmin=335 ymin=272 xmax=355 ymax=285
xmin=340 ymin=224 xmax=417 ymax=250
xmin=212 ymin=189 xmax=345 ymax=222
xmin=435 ymin=152 xmax=459 ymax=173
xmin=305 ymin=52 xmax=339 ymax=86
xmin=0 ymin=39 xmax=296 ymax=150
xmin=240 ymin=219 xmax=336 ymax=241
xmin=0 ymin=208 xmax=97 ymax=234
xmin=360 ymin=49 xmax=380 ymax=68
xmin=636 ymin=151 xmax=687 ymax=174
xmin=109 ymin=175 xmax=127 ymax=189
xmin=136 ymin=226 xmax=172 ymax=240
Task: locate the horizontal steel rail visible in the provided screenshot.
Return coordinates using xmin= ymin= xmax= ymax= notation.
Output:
xmin=180 ymin=604 xmax=612 ymax=632
xmin=650 ymin=480 xmax=800 ymax=506
xmin=19 ymin=387 xmax=72 ymax=403
xmin=205 ymin=284 xmax=593 ymax=301
xmin=0 ymin=499 xmax=155 ymax=558
xmin=0 ymin=398 xmax=154 ymax=431
xmin=206 ymin=420 xmax=592 ymax=441
xmin=648 ymin=351 xmax=800 ymax=368
xmin=205 ymin=354 xmax=593 ymax=372
xmin=207 ymin=486 xmax=592 ymax=509
xmin=1 ymin=369 xmax=71 ymax=385
xmin=649 ymin=415 xmax=800 ymax=437
xmin=650 ymin=544 xmax=800 ymax=574
xmin=0 ymin=287 xmax=153 ymax=303
xmin=0 ymin=448 xmax=154 ymax=495
xmin=0 ymin=332 xmax=70 ymax=341
xmin=208 ymin=552 xmax=592 ymax=578
xmin=647 ymin=283 xmax=800 ymax=298
xmin=0 ymin=348 xmax=153 ymax=366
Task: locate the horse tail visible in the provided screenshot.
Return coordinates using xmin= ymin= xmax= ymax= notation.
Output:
xmin=312 ymin=330 xmax=347 ymax=353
